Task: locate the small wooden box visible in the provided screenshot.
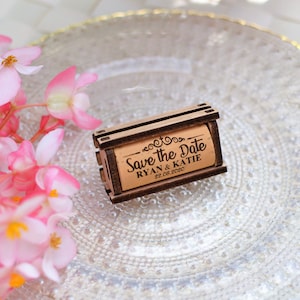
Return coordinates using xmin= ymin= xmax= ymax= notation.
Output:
xmin=93 ymin=103 xmax=227 ymax=203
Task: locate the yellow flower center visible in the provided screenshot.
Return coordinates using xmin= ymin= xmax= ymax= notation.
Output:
xmin=47 ymin=93 xmax=71 ymax=111
xmin=6 ymin=221 xmax=28 ymax=239
xmin=49 ymin=189 xmax=58 ymax=197
xmin=50 ymin=232 xmax=61 ymax=249
xmin=11 ymin=196 xmax=22 ymax=203
xmin=9 ymin=273 xmax=25 ymax=288
xmin=1 ymin=55 xmax=17 ymax=67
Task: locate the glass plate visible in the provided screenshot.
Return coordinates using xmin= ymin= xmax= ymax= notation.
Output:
xmin=10 ymin=10 xmax=300 ymax=300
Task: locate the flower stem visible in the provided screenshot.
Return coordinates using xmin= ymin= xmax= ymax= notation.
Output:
xmin=0 ymin=102 xmax=47 ymax=132
xmin=14 ymin=102 xmax=47 ymax=112
xmin=0 ymin=107 xmax=15 ymax=131
xmin=11 ymin=133 xmax=24 ymax=143
xmin=30 ymin=129 xmax=44 ymax=143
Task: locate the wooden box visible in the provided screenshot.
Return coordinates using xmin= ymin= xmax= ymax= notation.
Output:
xmin=93 ymin=103 xmax=227 ymax=203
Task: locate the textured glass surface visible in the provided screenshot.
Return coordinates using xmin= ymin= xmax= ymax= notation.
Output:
xmin=9 ymin=10 xmax=300 ymax=300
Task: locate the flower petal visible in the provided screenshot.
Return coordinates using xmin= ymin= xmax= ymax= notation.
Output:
xmin=5 ymin=141 xmax=35 ymax=191
xmin=8 ymin=140 xmax=36 ymax=172
xmin=52 ymin=168 xmax=80 ymax=196
xmin=6 ymin=46 xmax=41 ymax=65
xmin=75 ymin=72 xmax=98 ymax=90
xmin=45 ymin=66 xmax=76 ymax=100
xmin=11 ymin=166 xmax=37 ymax=192
xmin=0 ymin=34 xmax=12 ymax=55
xmin=13 ymin=88 xmax=27 ymax=106
xmin=42 ymin=250 xmax=60 ymax=282
xmin=35 ymin=167 xmax=47 ymax=190
xmin=14 ymin=63 xmax=43 ymax=75
xmin=0 ymin=67 xmax=21 ymax=105
xmin=36 ymin=128 xmax=64 ymax=165
xmin=0 ymin=173 xmax=14 ymax=197
xmin=0 ymin=35 xmax=12 ymax=44
xmin=47 ymin=213 xmax=69 ymax=231
xmin=72 ymin=92 xmax=90 ymax=111
xmin=22 ymin=217 xmax=47 ymax=244
xmin=51 ymin=227 xmax=76 ymax=269
xmin=14 ymin=193 xmax=46 ymax=218
xmin=48 ymin=195 xmax=73 ymax=213
xmin=72 ymin=107 xmax=102 ymax=130
xmin=0 ymin=137 xmax=18 ymax=172
xmin=41 ymin=166 xmax=79 ymax=196
xmin=15 ymin=263 xmax=40 ymax=279
xmin=14 ymin=239 xmax=44 ymax=262
xmin=0 ymin=264 xmax=9 ymax=280
xmin=0 ymin=235 xmax=16 ymax=266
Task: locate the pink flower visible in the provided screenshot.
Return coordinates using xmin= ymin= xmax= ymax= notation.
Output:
xmin=34 ymin=128 xmax=64 ymax=166
xmin=0 ymin=262 xmax=39 ymax=298
xmin=45 ymin=66 xmax=101 ymax=130
xmin=0 ymin=44 xmax=43 ymax=105
xmin=0 ymin=33 xmax=96 ymax=295
xmin=0 ymin=35 xmax=12 ymax=56
xmin=0 ymin=193 xmax=47 ymax=267
xmin=35 ymin=166 xmax=79 ymax=218
xmin=42 ymin=214 xmax=76 ymax=282
xmin=0 ymin=89 xmax=27 ymax=137
xmin=0 ymin=138 xmax=17 ymax=173
xmin=1 ymin=129 xmax=64 ymax=196
xmin=0 ymin=138 xmax=19 ymax=200
xmin=6 ymin=140 xmax=39 ymax=192
xmin=0 ymin=130 xmax=61 ymax=201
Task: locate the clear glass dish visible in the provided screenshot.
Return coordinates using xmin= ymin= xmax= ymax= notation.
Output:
xmin=10 ymin=9 xmax=300 ymax=300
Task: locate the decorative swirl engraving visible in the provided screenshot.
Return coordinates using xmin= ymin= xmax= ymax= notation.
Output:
xmin=143 ymin=136 xmax=185 ymax=151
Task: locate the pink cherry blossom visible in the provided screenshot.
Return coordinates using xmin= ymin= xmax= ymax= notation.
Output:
xmin=45 ymin=66 xmax=101 ymax=130
xmin=0 ymin=45 xmax=43 ymax=106
xmin=0 ymin=193 xmax=47 ymax=267
xmin=42 ymin=214 xmax=76 ymax=282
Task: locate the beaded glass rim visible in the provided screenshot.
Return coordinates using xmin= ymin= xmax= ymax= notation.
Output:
xmin=32 ymin=8 xmax=300 ymax=50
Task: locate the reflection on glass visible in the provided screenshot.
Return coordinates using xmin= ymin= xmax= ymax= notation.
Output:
xmin=247 ymin=0 xmax=269 ymax=3
xmin=190 ymin=0 xmax=221 ymax=5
